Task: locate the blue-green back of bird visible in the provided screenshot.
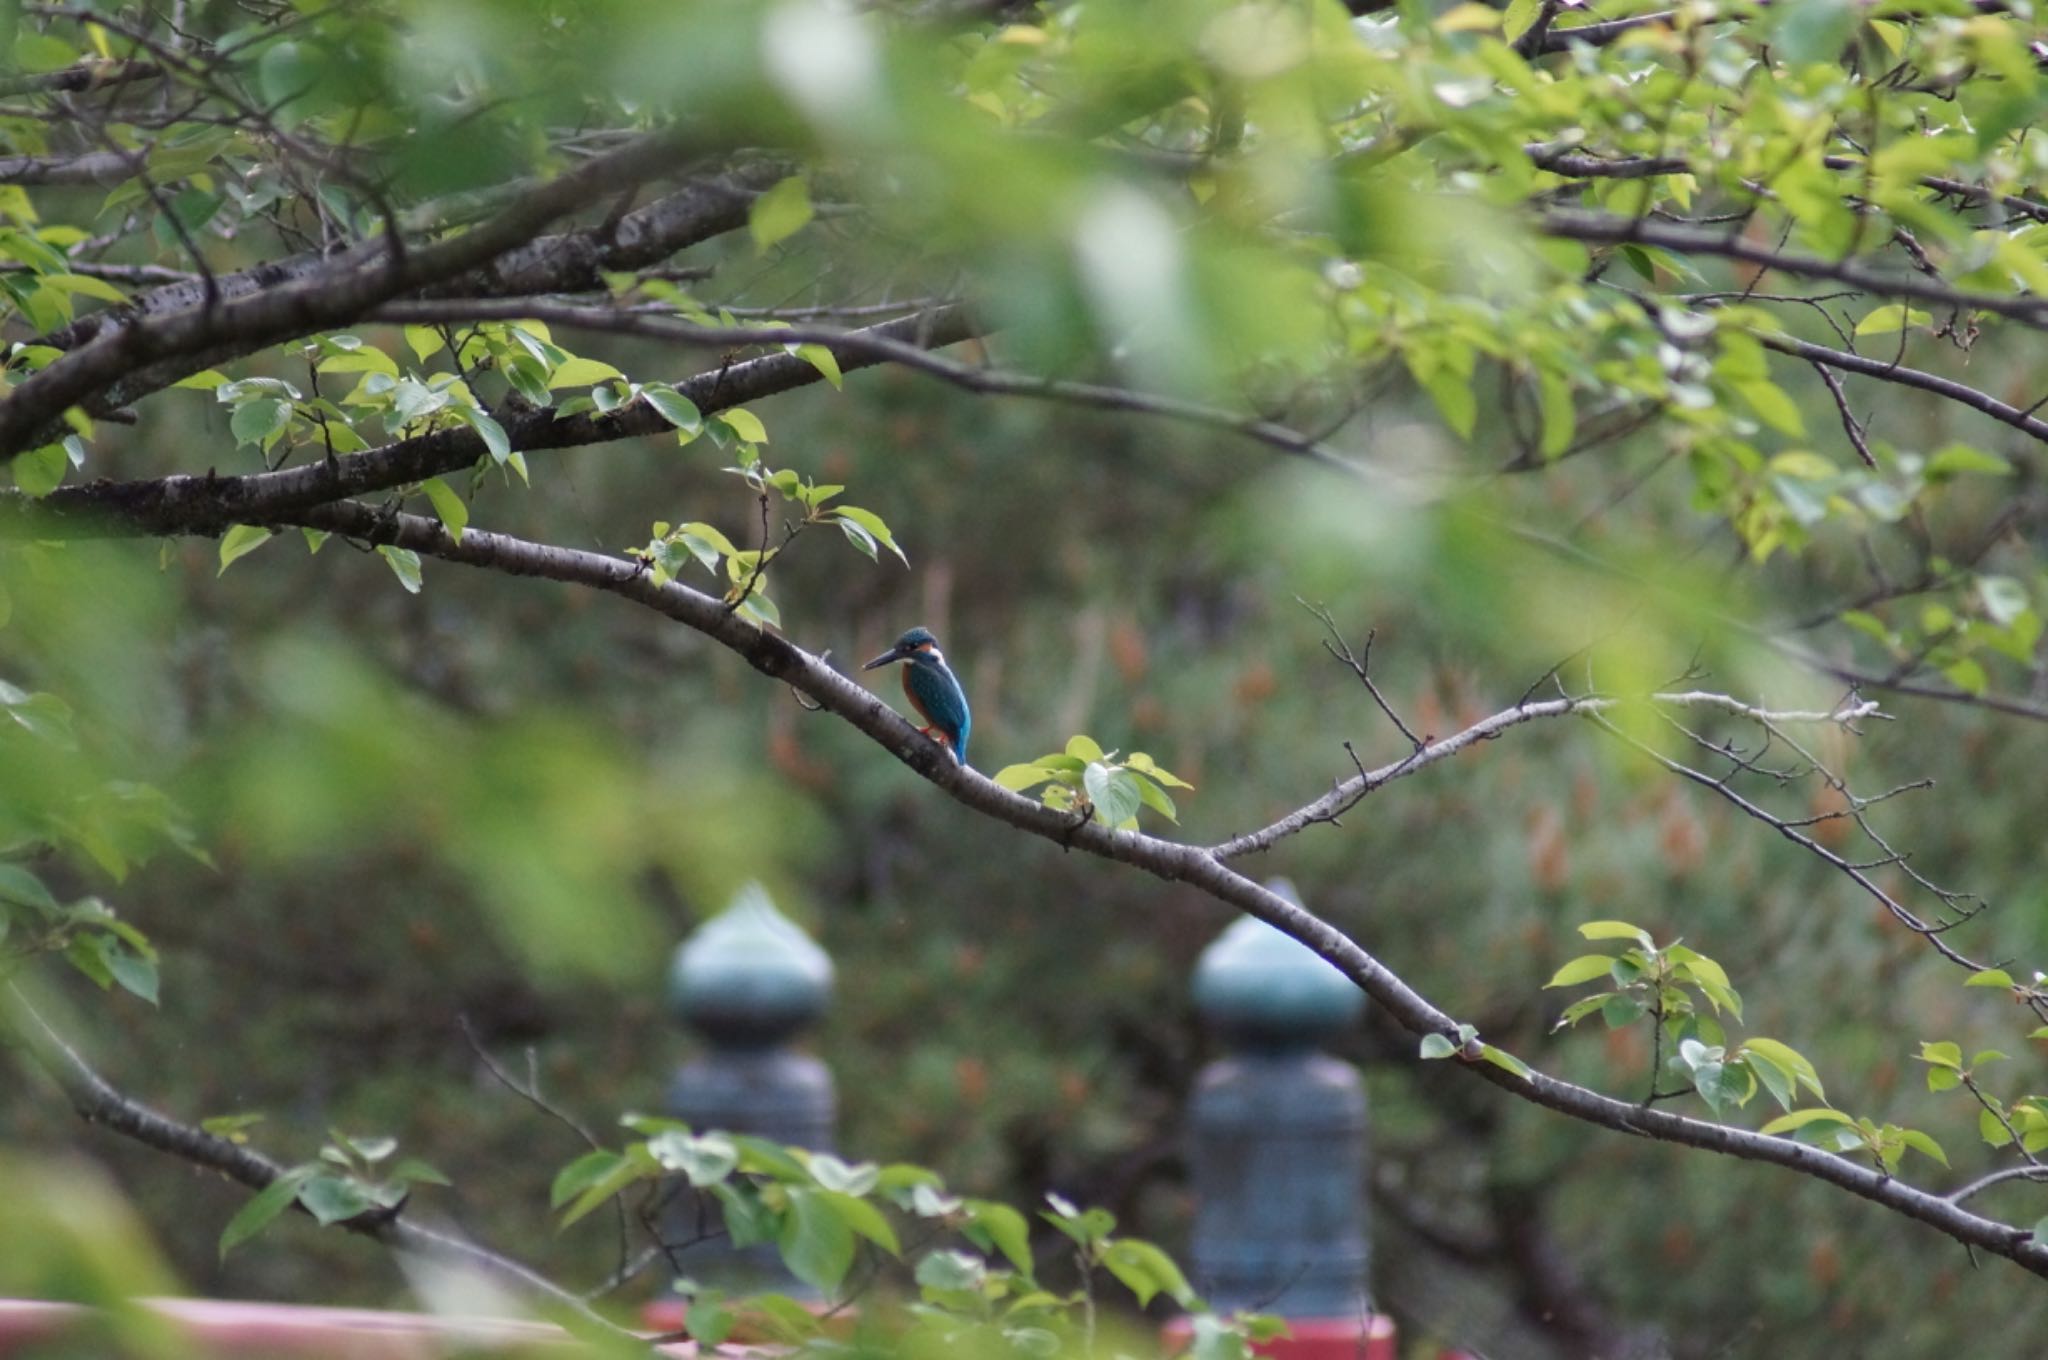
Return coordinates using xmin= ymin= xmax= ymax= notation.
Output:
xmin=903 ymin=653 xmax=971 ymax=766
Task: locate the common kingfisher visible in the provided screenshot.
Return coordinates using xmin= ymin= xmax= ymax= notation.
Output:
xmin=862 ymin=626 xmax=971 ymax=766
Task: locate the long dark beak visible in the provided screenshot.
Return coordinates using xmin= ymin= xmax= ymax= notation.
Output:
xmin=861 ymin=647 xmax=904 ymax=671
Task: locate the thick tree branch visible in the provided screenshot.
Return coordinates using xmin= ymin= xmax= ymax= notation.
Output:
xmin=1752 ymin=330 xmax=2048 ymax=446
xmin=0 ymin=59 xmax=161 ymax=97
xmin=0 ymin=149 xmax=136 ymax=185
xmin=1 ymin=985 xmax=643 ymax=1346
xmin=1515 ymin=12 xmax=1676 ymax=55
xmin=41 ymin=163 xmax=783 ymax=360
xmin=0 ymin=127 xmax=710 ymax=458
xmin=363 ymin=299 xmax=1365 ymax=476
xmin=201 ymin=500 xmax=2048 ymax=1282
xmin=1527 ymin=145 xmax=2048 ymax=223
xmin=1541 ymin=209 xmax=2048 ymax=327
xmin=0 ymin=308 xmax=980 ymax=540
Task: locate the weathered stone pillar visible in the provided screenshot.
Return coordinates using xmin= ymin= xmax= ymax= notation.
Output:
xmin=663 ymin=883 xmax=834 ymax=1294
xmin=1187 ymin=879 xmax=1373 ymax=1324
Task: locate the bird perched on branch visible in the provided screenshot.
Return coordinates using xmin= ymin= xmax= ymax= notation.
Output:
xmin=862 ymin=626 xmax=971 ymax=766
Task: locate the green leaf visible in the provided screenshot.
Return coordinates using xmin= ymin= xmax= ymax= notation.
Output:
xmin=916 ymin=1249 xmax=987 ymax=1294
xmin=219 ymin=1170 xmax=311 ymax=1259
xmin=377 ymin=546 xmax=423 ymax=594
xmin=683 ymin=1292 xmax=734 ymax=1347
xmin=1734 ymin=380 xmax=1805 ymax=438
xmin=1746 ymin=1050 xmax=1797 ymax=1110
xmin=1978 ymin=576 xmax=2029 ymax=627
xmin=641 ymin=384 xmax=703 ymax=436
xmin=422 ymin=478 xmax=467 ymax=541
xmin=550 ymin=1150 xmax=625 ymax=1209
xmin=1966 ymin=968 xmax=2015 ymax=989
xmin=316 ymin=348 xmax=400 ymax=377
xmin=831 ymin=506 xmax=906 ymax=565
xmin=561 ymin=1148 xmax=654 ymax=1228
xmin=736 ymin=1293 xmax=821 ymax=1342
xmin=836 ymin=516 xmax=879 ymax=560
xmin=1773 ymin=0 xmax=1859 ymax=67
xmin=779 ymin=1186 xmax=857 ymax=1293
xmin=13 ymin=443 xmax=67 ymax=497
xmin=1417 ymin=365 xmax=1476 ymax=438
xmin=218 ymin=525 xmax=276 ymax=575
xmin=1943 ymin=655 xmax=1989 ymax=695
xmin=1855 ymin=304 xmax=1932 ymax=336
xmin=456 ymin=406 xmax=511 ymax=464
xmin=404 ymin=325 xmax=444 ymax=362
xmin=390 ymin=378 xmax=448 ymax=423
xmin=1130 ymin=771 xmax=1178 ymax=823
xmin=718 ymin=407 xmax=769 ymax=443
xmin=45 ymin=273 xmax=126 ymax=303
xmin=201 ymin=1112 xmax=267 ymax=1141
xmin=106 ymin=944 xmax=159 ymax=1005
xmin=1102 ymin=1238 xmax=1196 ymax=1308
xmin=1553 ymin=992 xmax=1614 ymax=1029
xmin=648 ymin=1130 xmax=739 ymax=1187
xmin=298 ymin=1174 xmax=374 ymax=1225
xmin=0 ymin=864 xmax=60 ymax=916
xmin=993 ymin=763 xmax=1058 ymax=792
xmin=1926 ymin=444 xmax=2012 ymax=480
xmin=544 ymin=356 xmax=622 ymax=387
xmin=1740 ymin=1037 xmax=1825 ymax=1100
xmin=818 ymin=1188 xmax=900 ymax=1255
xmin=1578 ymin=920 xmax=1653 ymax=946
xmin=711 ymin=1180 xmax=779 ymax=1249
xmin=731 ymin=1133 xmax=812 ymax=1181
xmin=750 ymin=177 xmax=815 ymax=254
xmin=1041 ymin=1196 xmax=1115 ymax=1245
xmin=1478 ymin=1044 xmax=1532 ymax=1079
xmin=965 ymin=1199 xmax=1033 ymax=1273
xmin=1760 ymin=1107 xmax=1855 ymax=1136
xmin=792 ymin=343 xmax=843 ymax=389
xmin=1545 ymin=954 xmax=1618 ymax=989
xmin=1419 ymin=1033 xmax=1457 ymax=1060
xmin=807 ymin=1153 xmax=880 ymax=1196
xmin=1917 ymin=1040 xmax=1962 ymax=1068
xmin=346 ymin=1135 xmax=397 ymax=1163
xmin=1126 ymin=752 xmax=1194 ymax=788
xmin=505 ymin=356 xmax=553 ymax=406
xmin=230 ymin=398 xmax=290 ymax=448
xmin=1601 ymin=993 xmax=1645 ymax=1028
xmin=1898 ymin=1128 xmax=1949 ymax=1168
xmin=391 ymin=1158 xmax=450 ymax=1186
xmin=1083 ymin=761 xmax=1142 ymax=828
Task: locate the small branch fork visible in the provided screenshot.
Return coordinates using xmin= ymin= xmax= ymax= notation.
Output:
xmin=1 ymin=985 xmax=642 ymax=1347
xmin=1244 ymin=610 xmax=2038 ymax=1014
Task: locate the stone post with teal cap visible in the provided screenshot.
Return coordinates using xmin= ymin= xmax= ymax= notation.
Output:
xmin=662 ymin=882 xmax=835 ymax=1296
xmin=1186 ymin=879 xmax=1382 ymax=1348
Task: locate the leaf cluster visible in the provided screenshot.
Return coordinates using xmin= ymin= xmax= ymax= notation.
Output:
xmin=549 ymin=1120 xmax=1275 ymax=1358
xmin=218 ymin=1129 xmax=448 ymax=1259
xmin=993 ymin=737 xmax=1191 ymax=830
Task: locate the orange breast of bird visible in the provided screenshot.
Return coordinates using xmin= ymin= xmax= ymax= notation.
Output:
xmin=901 ymin=666 xmax=933 ymax=725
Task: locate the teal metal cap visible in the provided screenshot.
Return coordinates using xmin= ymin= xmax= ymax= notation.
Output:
xmin=669 ymin=883 xmax=834 ymax=1045
xmin=1193 ymin=879 xmax=1364 ymax=1049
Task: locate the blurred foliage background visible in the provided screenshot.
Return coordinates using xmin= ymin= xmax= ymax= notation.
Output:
xmin=10 ymin=337 xmax=2048 ymax=1356
xmin=4 ymin=0 xmax=2048 ymax=1356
